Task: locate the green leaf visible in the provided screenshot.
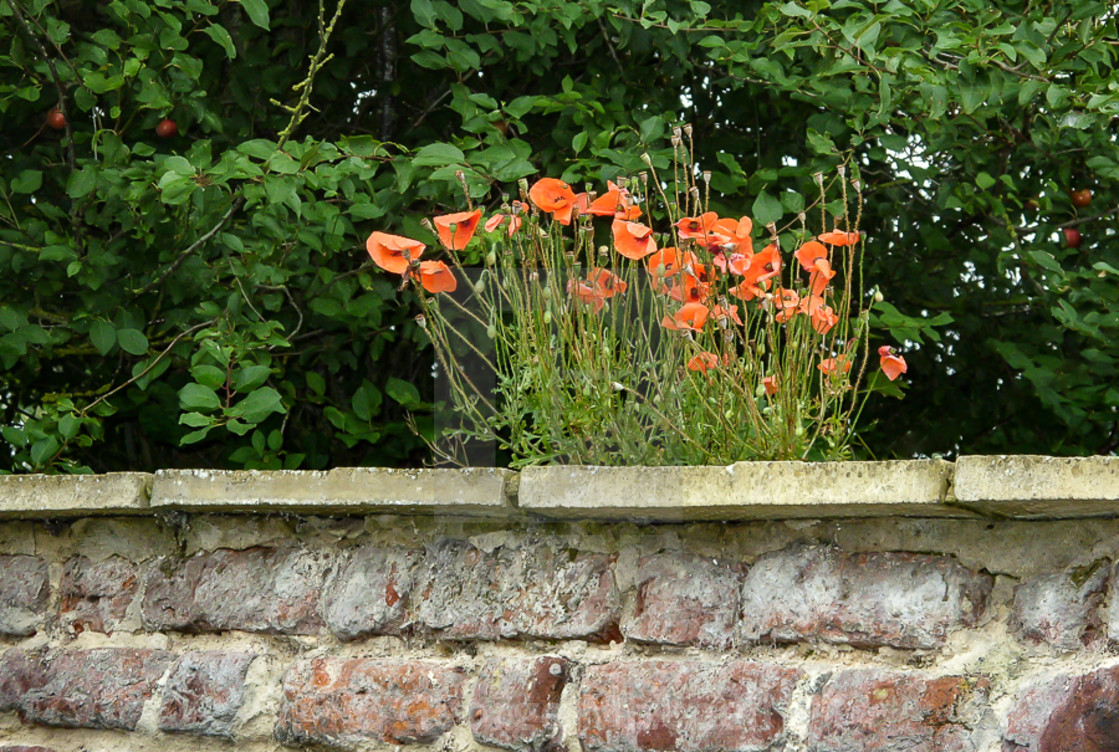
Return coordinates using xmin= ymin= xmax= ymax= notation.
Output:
xmin=751 ymin=190 xmax=784 ymax=226
xmin=202 ymin=24 xmax=237 ymax=58
xmin=30 ymin=436 xmax=59 ymax=466
xmin=116 ymin=328 xmax=149 ymax=355
xmin=229 ymin=386 xmax=284 ymax=423
xmin=975 ymin=172 xmax=996 ymax=190
xmin=58 ymin=414 xmax=80 ymax=439
xmin=179 ymin=383 xmax=221 ymax=411
xmin=1028 ymin=250 xmax=1062 ymax=273
xmin=191 ymin=364 xmax=227 ymax=389
xmin=234 ymin=364 xmax=272 ymax=391
xmin=238 ymin=0 xmax=270 ymax=30
xmin=179 ymin=412 xmax=214 ymax=427
xmin=11 ymin=170 xmax=42 ymax=194
xmin=385 ymin=377 xmax=422 ymax=407
xmin=413 ymin=142 xmax=466 ymax=167
xmin=89 ymin=321 xmax=117 ymax=355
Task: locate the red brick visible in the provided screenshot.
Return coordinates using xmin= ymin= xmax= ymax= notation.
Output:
xmin=159 ymin=650 xmax=255 ymax=737
xmin=579 ymin=660 xmax=801 ymax=752
xmin=1004 ymin=665 xmax=1119 ymax=752
xmin=59 ymin=555 xmax=138 ymax=635
xmin=740 ymin=545 xmax=993 ymax=649
xmin=471 ymin=656 xmax=568 ymax=752
xmin=413 ymin=539 xmax=620 ymax=641
xmin=808 ymin=670 xmax=988 ymax=752
xmin=0 ymin=649 xmax=47 ymax=711
xmin=276 ymin=658 xmax=465 ymax=747
xmin=1011 ymin=561 xmax=1108 ymax=651
xmin=321 ymin=545 xmax=420 ymax=640
xmin=141 ymin=546 xmax=327 ymax=634
xmin=13 ymin=648 xmax=173 ymax=730
xmin=0 ymin=555 xmax=49 ymax=636
xmin=622 ymin=553 xmax=743 ymax=649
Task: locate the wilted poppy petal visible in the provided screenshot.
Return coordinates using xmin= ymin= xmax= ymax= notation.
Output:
xmin=418 ymin=260 xmax=457 ymax=293
xmin=818 ymin=355 xmax=852 ymax=375
xmin=878 ymin=345 xmax=908 ymax=381
xmin=687 ymin=351 xmax=720 ymax=374
xmin=366 ymin=231 xmax=425 ymax=274
xmin=434 ymin=209 xmax=483 ymax=250
xmin=763 ymin=375 xmax=778 ymax=395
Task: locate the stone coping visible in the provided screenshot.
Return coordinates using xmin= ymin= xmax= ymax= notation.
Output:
xmin=0 ymin=455 xmax=1115 ymax=521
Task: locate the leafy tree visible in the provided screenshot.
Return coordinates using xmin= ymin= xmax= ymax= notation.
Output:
xmin=1 ymin=0 xmax=1115 ymax=472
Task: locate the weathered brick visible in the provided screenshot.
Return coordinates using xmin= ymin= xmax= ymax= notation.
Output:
xmin=59 ymin=555 xmax=138 ymax=635
xmin=0 ymin=555 xmax=49 ymax=636
xmin=1103 ymin=562 xmax=1119 ymax=644
xmin=413 ymin=539 xmax=620 ymax=641
xmin=0 ymin=649 xmax=47 ymax=711
xmin=622 ymin=553 xmax=742 ymax=649
xmin=141 ymin=546 xmax=328 ymax=634
xmin=1004 ymin=665 xmax=1119 ymax=752
xmin=0 ymin=747 xmax=59 ymax=752
xmin=498 ymin=541 xmax=619 ymax=640
xmin=579 ymin=660 xmax=801 ymax=752
xmin=159 ymin=650 xmax=255 ymax=737
xmin=1011 ymin=561 xmax=1108 ymax=651
xmin=14 ymin=648 xmax=173 ymax=730
xmin=276 ymin=658 xmax=466 ymax=747
xmin=321 ymin=545 xmax=420 ymax=640
xmin=739 ymin=545 xmax=993 ymax=649
xmin=471 ymin=656 xmax=568 ymax=752
xmin=808 ymin=670 xmax=988 ymax=752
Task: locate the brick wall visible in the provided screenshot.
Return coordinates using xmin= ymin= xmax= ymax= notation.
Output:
xmin=2 ymin=459 xmax=1119 ymax=751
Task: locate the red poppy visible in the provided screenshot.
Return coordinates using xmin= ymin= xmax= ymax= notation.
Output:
xmin=798 ymin=295 xmax=838 ymax=334
xmin=818 ymin=230 xmax=860 ymax=246
xmin=729 ymin=279 xmax=764 ymax=302
xmin=879 ymin=345 xmax=908 ymax=381
xmin=818 ymin=355 xmax=852 ymax=375
xmin=589 ymin=268 xmax=627 ymax=298
xmin=664 ymin=268 xmax=711 ymax=304
xmin=434 ymin=209 xmax=483 ymax=250
xmin=711 ymin=303 xmax=743 ymax=326
xmin=710 ymin=216 xmax=754 ymax=255
xmin=661 ymin=302 xmax=709 ymax=331
xmin=687 ymin=351 xmax=720 ymax=374
xmin=568 ymin=279 xmax=605 ymax=312
xmin=676 ymin=212 xmax=719 ymax=241
xmin=647 ymin=247 xmax=695 ymax=288
xmin=484 ymin=203 xmax=524 ymax=237
xmin=762 ymin=375 xmax=779 ymax=396
xmin=366 ymin=231 xmax=425 ymax=274
xmin=612 ymin=219 xmax=657 ymax=260
xmin=529 ymin=177 xmax=578 ymax=224
xmin=808 ymin=258 xmax=836 ymax=297
xmin=586 ymin=182 xmax=641 ymax=219
xmin=775 ymin=288 xmax=800 ymax=323
xmin=738 ymin=243 xmax=781 ymax=285
xmin=794 ymin=240 xmax=828 ymax=273
xmin=418 ymin=260 xmax=457 ymax=293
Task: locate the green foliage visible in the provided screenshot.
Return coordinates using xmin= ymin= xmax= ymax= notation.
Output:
xmin=1 ymin=0 xmax=1116 ymax=471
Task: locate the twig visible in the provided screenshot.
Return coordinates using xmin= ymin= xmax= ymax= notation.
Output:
xmin=133 ymin=196 xmax=243 ymax=298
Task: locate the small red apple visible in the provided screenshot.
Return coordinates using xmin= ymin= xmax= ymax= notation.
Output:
xmin=156 ymin=118 xmax=178 ymax=138
xmin=46 ymin=108 xmax=67 ymax=130
xmin=1071 ymin=189 xmax=1092 ymax=208
xmin=1063 ymin=227 xmax=1081 ymax=248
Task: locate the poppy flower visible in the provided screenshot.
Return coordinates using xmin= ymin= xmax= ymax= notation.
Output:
xmin=762 ymin=375 xmax=779 ymax=396
xmin=808 ymin=258 xmax=836 ymax=297
xmin=729 ymin=279 xmax=764 ymax=302
xmin=418 ymin=260 xmax=457 ymax=293
xmin=794 ymin=240 xmax=828 ymax=273
xmin=661 ymin=302 xmax=709 ymax=331
xmin=774 ymin=288 xmax=800 ymax=323
xmin=664 ymin=268 xmax=711 ymax=304
xmin=568 ymin=279 xmax=606 ymax=312
xmin=818 ymin=355 xmax=852 ymax=375
xmin=879 ymin=345 xmax=908 ymax=381
xmin=484 ymin=203 xmax=524 ymax=237
xmin=818 ymin=230 xmax=860 ymax=246
xmin=529 ymin=177 xmax=578 ymax=224
xmin=687 ymin=351 xmax=720 ymax=374
xmin=738 ymin=243 xmax=781 ymax=286
xmin=676 ymin=212 xmax=719 ymax=241
xmin=588 ymin=268 xmax=627 ymax=298
xmin=434 ymin=209 xmax=483 ymax=250
xmin=647 ymin=247 xmax=695 ymax=287
xmin=714 ymin=249 xmax=752 ymax=276
xmin=366 ymin=231 xmax=425 ymax=274
xmin=798 ymin=295 xmax=838 ymax=334
xmin=586 ymin=182 xmax=641 ymax=219
xmin=710 ymin=216 xmax=754 ymax=254
xmin=711 ymin=303 xmax=743 ymax=326
xmin=612 ymin=219 xmax=657 ymax=260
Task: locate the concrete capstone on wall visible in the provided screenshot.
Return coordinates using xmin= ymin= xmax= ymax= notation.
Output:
xmin=1 ymin=456 xmax=1119 ymax=752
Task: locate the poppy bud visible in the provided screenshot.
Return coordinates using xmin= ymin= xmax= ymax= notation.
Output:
xmin=641 ymin=152 xmax=654 ymax=166
xmin=582 ymin=385 xmax=592 ymax=396
xmin=851 ymin=179 xmax=861 ymax=191
xmin=612 ymin=382 xmax=624 ymax=391
xmin=486 ymin=324 xmax=497 ymax=339
xmin=874 ymin=290 xmax=884 ymax=303
xmin=474 ymin=279 xmax=485 ymax=293
xmin=485 ymin=251 xmax=496 ymax=265
xmin=414 ymin=314 xmax=427 ymax=329
xmin=543 ymin=309 xmax=552 ymax=324
xmin=755 ymin=383 xmax=766 ymax=398
xmin=813 ymin=172 xmax=824 ymax=185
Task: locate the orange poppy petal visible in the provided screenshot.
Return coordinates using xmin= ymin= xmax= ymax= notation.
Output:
xmin=818 ymin=230 xmax=861 ymax=246
xmin=418 ymin=260 xmax=457 ymax=293
xmin=434 ymin=209 xmax=482 ymax=250
xmin=366 ymin=231 xmax=425 ymax=274
xmin=529 ymin=177 xmax=576 ymax=214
